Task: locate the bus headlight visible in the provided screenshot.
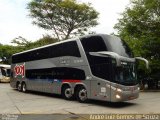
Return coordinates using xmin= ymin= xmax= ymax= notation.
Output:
xmin=117 ymin=88 xmax=122 ymax=92
xmin=116 ymin=94 xmax=121 ymax=99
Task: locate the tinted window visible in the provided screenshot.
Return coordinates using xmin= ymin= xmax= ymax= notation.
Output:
xmin=6 ymin=69 xmax=11 ymax=77
xmin=1 ymin=68 xmax=6 ymax=76
xmin=61 ymin=42 xmax=81 ymax=57
xmin=89 ymin=56 xmax=113 ymax=80
xmin=12 ymin=41 xmax=81 ymax=63
xmin=103 ymin=35 xmax=133 ymax=57
xmin=81 ymin=36 xmax=113 ymax=81
xmin=50 ymin=44 xmax=63 ymax=58
xmin=26 ymin=67 xmax=86 ymax=80
xmin=81 ymin=36 xmax=107 ymax=53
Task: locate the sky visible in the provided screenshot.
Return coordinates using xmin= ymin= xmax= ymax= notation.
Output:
xmin=0 ymin=0 xmax=130 ymax=45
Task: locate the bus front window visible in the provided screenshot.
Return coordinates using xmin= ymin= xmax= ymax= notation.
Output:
xmin=116 ymin=63 xmax=138 ymax=86
xmin=0 ymin=68 xmax=10 ymax=77
xmin=1 ymin=68 xmax=6 ymax=76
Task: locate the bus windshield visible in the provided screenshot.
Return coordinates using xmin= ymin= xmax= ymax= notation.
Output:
xmin=0 ymin=68 xmax=10 ymax=77
xmin=103 ymin=35 xmax=133 ymax=58
xmin=116 ymin=62 xmax=138 ymax=86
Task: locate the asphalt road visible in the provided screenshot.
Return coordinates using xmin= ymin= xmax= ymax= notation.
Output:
xmin=0 ymin=83 xmax=160 ymax=119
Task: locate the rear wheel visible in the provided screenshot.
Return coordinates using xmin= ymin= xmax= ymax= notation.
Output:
xmin=76 ymin=86 xmax=88 ymax=103
xmin=62 ymin=86 xmax=73 ymax=100
xmin=22 ymin=83 xmax=27 ymax=93
xmin=17 ymin=82 xmax=22 ymax=91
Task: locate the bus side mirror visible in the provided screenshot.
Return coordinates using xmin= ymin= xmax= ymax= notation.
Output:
xmin=135 ymin=57 xmax=149 ymax=69
xmin=89 ymin=52 xmax=121 ymax=67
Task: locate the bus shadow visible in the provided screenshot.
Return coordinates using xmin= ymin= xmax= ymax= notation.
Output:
xmin=30 ymin=91 xmax=63 ymax=99
xmin=13 ymin=89 xmax=62 ymax=99
xmin=87 ymin=100 xmax=137 ymax=108
xmin=15 ymin=90 xmax=137 ymax=108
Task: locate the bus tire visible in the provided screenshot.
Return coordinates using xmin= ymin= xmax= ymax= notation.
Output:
xmin=17 ymin=82 xmax=22 ymax=92
xmin=22 ymin=82 xmax=27 ymax=93
xmin=62 ymin=85 xmax=73 ymax=100
xmin=76 ymin=86 xmax=88 ymax=103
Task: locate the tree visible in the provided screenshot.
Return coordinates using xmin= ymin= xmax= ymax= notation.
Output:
xmin=11 ymin=35 xmax=57 ymax=49
xmin=28 ymin=0 xmax=99 ymax=40
xmin=26 ymin=35 xmax=58 ymax=49
xmin=0 ymin=35 xmax=58 ymax=64
xmin=11 ymin=36 xmax=31 ymax=46
xmin=0 ymin=44 xmax=23 ymax=64
xmin=114 ymin=0 xmax=160 ymax=79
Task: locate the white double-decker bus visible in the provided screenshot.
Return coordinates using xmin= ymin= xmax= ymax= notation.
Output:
xmin=10 ymin=34 xmax=148 ymax=102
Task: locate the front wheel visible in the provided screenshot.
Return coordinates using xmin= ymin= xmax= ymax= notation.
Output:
xmin=76 ymin=87 xmax=88 ymax=103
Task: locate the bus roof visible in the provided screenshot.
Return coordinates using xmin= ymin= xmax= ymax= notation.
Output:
xmin=12 ymin=34 xmax=112 ymax=56
xmin=0 ymin=64 xmax=11 ymax=69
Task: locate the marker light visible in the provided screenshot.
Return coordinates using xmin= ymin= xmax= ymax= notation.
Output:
xmin=116 ymin=94 xmax=121 ymax=99
xmin=117 ymin=88 xmax=122 ymax=92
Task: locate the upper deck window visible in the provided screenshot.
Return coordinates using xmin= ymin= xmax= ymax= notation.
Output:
xmin=12 ymin=41 xmax=81 ymax=64
xmin=103 ymin=35 xmax=133 ymax=58
xmin=80 ymin=36 xmax=108 ymax=53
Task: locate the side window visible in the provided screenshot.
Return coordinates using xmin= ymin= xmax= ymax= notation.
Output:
xmin=80 ymin=36 xmax=113 ymax=81
xmin=26 ymin=67 xmax=86 ymax=80
xmin=1 ymin=68 xmax=6 ymax=76
xmin=50 ymin=44 xmax=63 ymax=58
xmin=90 ymin=57 xmax=112 ymax=80
xmin=12 ymin=55 xmax=16 ymax=64
xmin=35 ymin=47 xmax=50 ymax=60
xmin=12 ymin=53 xmax=28 ymax=63
xmin=61 ymin=41 xmax=81 ymax=57
xmin=50 ymin=41 xmax=81 ymax=58
xmin=81 ymin=36 xmax=107 ymax=53
xmin=27 ymin=51 xmax=34 ymax=61
xmin=12 ymin=41 xmax=81 ymax=64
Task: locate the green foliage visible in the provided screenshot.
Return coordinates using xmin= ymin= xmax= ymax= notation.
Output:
xmin=0 ymin=35 xmax=57 ymax=64
xmin=25 ymin=35 xmax=58 ymax=49
xmin=0 ymin=45 xmax=24 ymax=64
xmin=11 ymin=36 xmax=32 ymax=46
xmin=28 ymin=0 xmax=99 ymax=40
xmin=114 ymin=0 xmax=160 ymax=79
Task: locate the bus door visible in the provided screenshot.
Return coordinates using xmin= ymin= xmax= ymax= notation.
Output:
xmin=90 ymin=78 xmax=111 ymax=101
xmin=90 ymin=62 xmax=112 ymax=101
xmin=87 ymin=55 xmax=112 ymax=100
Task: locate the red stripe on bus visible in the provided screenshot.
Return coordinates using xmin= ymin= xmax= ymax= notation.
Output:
xmin=62 ymin=80 xmax=81 ymax=83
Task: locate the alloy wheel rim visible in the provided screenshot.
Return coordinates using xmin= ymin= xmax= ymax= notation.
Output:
xmin=65 ymin=88 xmax=72 ymax=98
xmin=79 ymin=89 xmax=87 ymax=101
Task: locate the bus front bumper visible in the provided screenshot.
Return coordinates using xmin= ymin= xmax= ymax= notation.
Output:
xmin=111 ymin=89 xmax=139 ymax=102
xmin=0 ymin=77 xmax=10 ymax=83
